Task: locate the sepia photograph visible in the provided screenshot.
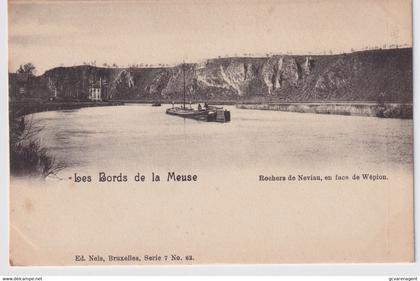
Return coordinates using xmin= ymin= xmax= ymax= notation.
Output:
xmin=7 ymin=0 xmax=413 ymax=266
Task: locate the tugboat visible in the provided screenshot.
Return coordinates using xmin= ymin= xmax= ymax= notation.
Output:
xmin=165 ymin=63 xmax=230 ymax=123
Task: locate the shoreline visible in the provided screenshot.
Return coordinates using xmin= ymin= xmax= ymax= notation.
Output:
xmin=8 ymin=100 xmax=413 ymax=119
xmin=236 ymin=103 xmax=413 ymax=119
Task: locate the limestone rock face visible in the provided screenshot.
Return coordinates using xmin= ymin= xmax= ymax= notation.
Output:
xmin=29 ymin=48 xmax=412 ymax=103
xmin=314 ymin=58 xmax=351 ymax=99
xmin=261 ymin=57 xmax=281 ymax=94
xmin=303 ymin=57 xmax=313 ymax=75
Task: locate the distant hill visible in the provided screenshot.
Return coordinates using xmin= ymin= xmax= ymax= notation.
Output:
xmin=10 ymin=48 xmax=412 ymax=103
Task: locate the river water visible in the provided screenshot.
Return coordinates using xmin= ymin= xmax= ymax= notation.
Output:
xmin=29 ymin=104 xmax=412 ymax=178
xmin=10 ymin=104 xmax=414 ymax=265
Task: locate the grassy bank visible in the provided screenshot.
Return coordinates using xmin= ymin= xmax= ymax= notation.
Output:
xmin=9 ymin=115 xmax=65 ymax=178
xmin=236 ymin=103 xmax=413 ymax=119
xmin=8 ymin=101 xmax=126 ymax=178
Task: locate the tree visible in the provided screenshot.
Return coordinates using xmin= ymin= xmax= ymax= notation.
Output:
xmin=17 ymin=63 xmax=36 ymax=75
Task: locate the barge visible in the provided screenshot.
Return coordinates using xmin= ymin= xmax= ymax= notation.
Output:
xmin=165 ymin=63 xmax=230 ymax=123
xmin=166 ymin=105 xmax=231 ymax=122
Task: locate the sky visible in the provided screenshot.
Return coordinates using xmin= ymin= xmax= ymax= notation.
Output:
xmin=8 ymin=0 xmax=413 ymax=74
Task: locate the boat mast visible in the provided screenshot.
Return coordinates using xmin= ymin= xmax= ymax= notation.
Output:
xmin=183 ymin=63 xmax=186 ymax=109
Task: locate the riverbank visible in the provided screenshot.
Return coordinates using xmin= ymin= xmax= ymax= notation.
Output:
xmin=9 ymin=100 xmax=126 ymax=178
xmin=9 ymin=100 xmax=125 ymax=117
xmin=236 ymin=102 xmax=413 ymax=119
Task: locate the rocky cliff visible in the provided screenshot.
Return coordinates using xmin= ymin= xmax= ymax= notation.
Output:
xmin=18 ymin=48 xmax=412 ymax=103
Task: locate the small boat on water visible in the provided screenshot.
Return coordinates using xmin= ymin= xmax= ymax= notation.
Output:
xmin=165 ymin=63 xmax=231 ymax=123
xmin=152 ymin=102 xmax=161 ymax=106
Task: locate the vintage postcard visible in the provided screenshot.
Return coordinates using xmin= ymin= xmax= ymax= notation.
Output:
xmin=8 ymin=0 xmax=413 ymax=265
